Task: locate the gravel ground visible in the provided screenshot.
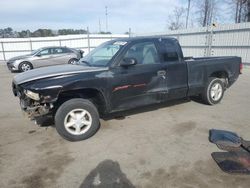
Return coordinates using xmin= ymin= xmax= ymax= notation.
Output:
xmin=0 ymin=63 xmax=250 ymax=188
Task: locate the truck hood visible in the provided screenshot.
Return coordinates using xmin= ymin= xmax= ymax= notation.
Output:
xmin=13 ymin=64 xmax=108 ymax=85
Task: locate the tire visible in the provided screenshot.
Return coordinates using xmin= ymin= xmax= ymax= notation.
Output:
xmin=202 ymin=77 xmax=225 ymax=105
xmin=18 ymin=62 xmax=33 ymax=72
xmin=55 ymin=98 xmax=100 ymax=141
xmin=68 ymin=58 xmax=78 ymax=64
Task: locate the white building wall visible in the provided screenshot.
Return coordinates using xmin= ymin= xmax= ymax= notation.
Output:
xmin=136 ymin=22 xmax=250 ymax=63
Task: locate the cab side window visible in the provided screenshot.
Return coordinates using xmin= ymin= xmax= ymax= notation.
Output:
xmin=52 ymin=48 xmax=64 ymax=54
xmin=63 ymin=48 xmax=72 ymax=53
xmin=124 ymin=42 xmax=159 ymax=65
xmin=161 ymin=40 xmax=179 ymax=62
xmin=39 ymin=49 xmax=51 ymax=56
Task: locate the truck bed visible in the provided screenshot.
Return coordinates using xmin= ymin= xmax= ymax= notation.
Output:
xmin=185 ymin=56 xmax=241 ymax=96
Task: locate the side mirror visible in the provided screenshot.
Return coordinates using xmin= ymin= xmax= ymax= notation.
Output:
xmin=120 ymin=58 xmax=137 ymax=67
xmin=36 ymin=54 xmax=41 ymax=57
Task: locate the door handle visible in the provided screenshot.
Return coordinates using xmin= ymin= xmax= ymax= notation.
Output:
xmin=157 ymin=70 xmax=166 ymax=79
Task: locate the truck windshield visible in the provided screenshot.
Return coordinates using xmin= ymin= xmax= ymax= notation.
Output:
xmin=79 ymin=41 xmax=126 ymax=67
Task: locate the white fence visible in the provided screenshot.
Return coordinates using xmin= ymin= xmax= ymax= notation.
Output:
xmin=0 ymin=34 xmax=129 ymax=60
xmin=136 ymin=22 xmax=250 ymax=63
xmin=0 ymin=23 xmax=250 ymax=63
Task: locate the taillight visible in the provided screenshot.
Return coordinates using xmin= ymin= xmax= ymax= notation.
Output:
xmin=240 ymin=63 xmax=243 ymax=74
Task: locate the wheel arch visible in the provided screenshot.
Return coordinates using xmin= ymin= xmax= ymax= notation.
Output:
xmin=55 ymin=88 xmax=108 ymax=115
xmin=209 ymin=70 xmax=229 ymax=88
xmin=68 ymin=58 xmax=79 ymax=64
xmin=18 ymin=61 xmax=33 ymax=71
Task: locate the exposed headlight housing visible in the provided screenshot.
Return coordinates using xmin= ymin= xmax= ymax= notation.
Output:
xmin=24 ymin=90 xmax=40 ymax=101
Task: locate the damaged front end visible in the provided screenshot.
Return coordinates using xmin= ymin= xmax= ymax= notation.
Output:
xmin=20 ymin=97 xmax=52 ymax=120
xmin=12 ymin=82 xmax=53 ymax=120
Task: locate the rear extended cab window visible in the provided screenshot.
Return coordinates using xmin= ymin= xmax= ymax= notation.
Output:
xmin=159 ymin=39 xmax=181 ymax=62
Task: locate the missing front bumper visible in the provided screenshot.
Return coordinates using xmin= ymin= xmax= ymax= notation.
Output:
xmin=20 ymin=98 xmax=51 ymax=119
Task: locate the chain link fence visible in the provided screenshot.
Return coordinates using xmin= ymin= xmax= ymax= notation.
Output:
xmin=0 ymin=34 xmax=129 ymax=61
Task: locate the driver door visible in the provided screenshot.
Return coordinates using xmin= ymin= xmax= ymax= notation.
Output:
xmin=109 ymin=40 xmax=168 ymax=111
xmin=32 ymin=48 xmax=52 ymax=68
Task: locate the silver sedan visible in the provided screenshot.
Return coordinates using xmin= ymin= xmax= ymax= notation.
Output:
xmin=7 ymin=46 xmax=83 ymax=72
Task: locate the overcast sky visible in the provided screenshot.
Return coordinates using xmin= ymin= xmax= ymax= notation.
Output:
xmin=0 ymin=0 xmax=230 ymax=34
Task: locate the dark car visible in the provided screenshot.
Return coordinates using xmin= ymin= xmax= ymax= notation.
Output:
xmin=12 ymin=37 xmax=242 ymax=141
xmin=7 ymin=46 xmax=83 ymax=72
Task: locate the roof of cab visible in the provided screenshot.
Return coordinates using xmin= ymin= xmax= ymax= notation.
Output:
xmin=111 ymin=36 xmax=177 ymax=42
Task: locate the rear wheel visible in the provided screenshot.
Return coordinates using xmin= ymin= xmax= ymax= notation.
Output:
xmin=202 ymin=77 xmax=225 ymax=105
xmin=55 ymin=98 xmax=100 ymax=141
xmin=68 ymin=58 xmax=78 ymax=64
xmin=19 ymin=62 xmax=33 ymax=72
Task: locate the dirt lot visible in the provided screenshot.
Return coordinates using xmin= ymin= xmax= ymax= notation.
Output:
xmin=0 ymin=63 xmax=250 ymax=188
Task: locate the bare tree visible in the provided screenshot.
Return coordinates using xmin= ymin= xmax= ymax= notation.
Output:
xmin=168 ymin=7 xmax=186 ymax=30
xmin=238 ymin=0 xmax=247 ymax=22
xmin=228 ymin=0 xmax=248 ymax=23
xmin=195 ymin=0 xmax=250 ymax=24
xmin=195 ymin=0 xmax=218 ymax=27
xmin=241 ymin=0 xmax=250 ymax=22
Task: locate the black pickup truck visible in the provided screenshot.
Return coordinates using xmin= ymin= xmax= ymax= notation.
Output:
xmin=12 ymin=37 xmax=242 ymax=141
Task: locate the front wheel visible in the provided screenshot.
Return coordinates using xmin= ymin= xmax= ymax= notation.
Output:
xmin=55 ymin=98 xmax=100 ymax=141
xmin=19 ymin=62 xmax=33 ymax=72
xmin=202 ymin=77 xmax=225 ymax=105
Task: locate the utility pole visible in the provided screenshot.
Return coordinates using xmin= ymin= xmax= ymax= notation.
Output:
xmin=186 ymin=0 xmax=191 ymax=28
xmin=105 ymin=6 xmax=108 ymax=33
xmin=98 ymin=18 xmax=101 ymax=33
xmin=210 ymin=0 xmax=214 ymax=26
xmin=248 ymin=0 xmax=250 ymax=22
xmin=87 ymin=27 xmax=90 ymax=53
xmin=27 ymin=30 xmax=31 ymax=38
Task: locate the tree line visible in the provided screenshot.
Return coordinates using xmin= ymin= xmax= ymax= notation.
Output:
xmin=0 ymin=28 xmax=112 ymax=38
xmin=168 ymin=0 xmax=250 ymax=30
